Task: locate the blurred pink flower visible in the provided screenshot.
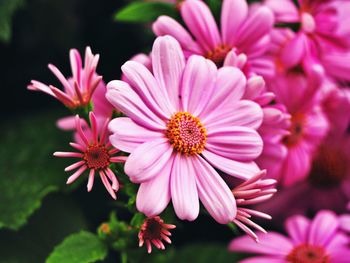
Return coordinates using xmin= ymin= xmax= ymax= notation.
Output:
xmin=229 ymin=210 xmax=350 ymax=262
xmin=28 ymin=47 xmax=102 ymax=109
xmin=138 ymin=216 xmax=176 ymax=254
xmin=106 ymin=36 xmax=264 ymax=224
xmin=153 ymin=0 xmax=274 ymax=77
xmin=54 ymin=112 xmax=126 ymax=199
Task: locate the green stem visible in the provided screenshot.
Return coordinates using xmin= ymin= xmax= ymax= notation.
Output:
xmin=121 ymin=251 xmax=128 ymax=263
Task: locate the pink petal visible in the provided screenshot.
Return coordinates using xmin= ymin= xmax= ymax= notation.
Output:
xmin=56 ymin=116 xmax=77 ymax=130
xmin=124 ymin=139 xmax=173 ymax=183
xmin=229 ymin=232 xmax=293 ymax=256
xmin=264 ymin=0 xmax=299 ymax=23
xmin=280 ymin=33 xmax=307 ymax=69
xmin=308 ymin=210 xmax=339 ymax=247
xmin=206 ymin=126 xmax=263 ymax=161
xmin=202 ymin=150 xmax=260 ymax=180
xmin=181 ymin=0 xmax=221 ymax=52
xmin=221 ymin=0 xmax=248 ymax=46
xmin=285 ymin=215 xmax=310 ymax=245
xmin=180 ymin=55 xmax=217 ymax=116
xmin=136 ymin=159 xmax=173 ymax=216
xmin=106 ymin=80 xmax=165 ymax=130
xmin=330 ymin=248 xmax=350 ymax=263
xmin=69 ymin=49 xmax=82 ymax=88
xmin=108 ymin=117 xmax=162 ymax=153
xmin=151 ymin=36 xmax=185 ymax=110
xmin=326 ymin=233 xmax=349 ymax=254
xmin=193 ymin=155 xmax=236 ymax=224
xmin=240 ymin=257 xmax=285 ymax=263
xmin=121 ymin=60 xmax=174 ymax=117
xmin=170 ymin=154 xmax=200 ymax=221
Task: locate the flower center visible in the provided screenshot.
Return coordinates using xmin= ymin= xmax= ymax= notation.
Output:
xmin=309 ymin=144 xmax=348 ymax=187
xmin=142 ymin=218 xmax=163 ymax=240
xmin=282 ymin=113 xmax=305 ymax=147
xmin=206 ymin=44 xmax=231 ymax=67
xmin=287 ymin=244 xmax=330 ymax=263
xmin=83 ymin=144 xmax=110 ymax=169
xmin=166 ymin=112 xmax=207 ymax=155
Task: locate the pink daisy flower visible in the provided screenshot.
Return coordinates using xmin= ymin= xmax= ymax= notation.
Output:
xmin=138 ymin=216 xmax=176 ymax=254
xmin=28 ymin=47 xmax=102 ymax=109
xmin=106 ymin=36 xmax=264 ymax=224
xmin=54 ymin=112 xmax=127 ymax=199
xmin=229 ymin=210 xmax=350 ymax=262
xmin=153 ymin=0 xmax=274 ymax=76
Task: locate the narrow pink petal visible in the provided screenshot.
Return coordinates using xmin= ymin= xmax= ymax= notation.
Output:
xmin=229 ymin=232 xmax=293 ymax=256
xmin=106 ymin=80 xmax=165 ymax=131
xmin=64 ymin=161 xmax=85 ymax=172
xmin=66 ymin=165 xmax=87 ymax=184
xmin=240 ymin=257 xmax=286 ymax=263
xmin=193 ymin=155 xmax=236 ymax=224
xmin=69 ymin=49 xmax=82 ymax=88
xmin=27 ymin=80 xmax=56 ymax=97
xmin=171 ymin=154 xmax=200 ymax=221
xmin=108 ymin=117 xmax=162 ymax=153
xmin=308 ymin=210 xmax=339 ymax=246
xmin=56 ymin=116 xmax=76 ymax=131
xmin=206 ymin=126 xmax=263 ymax=161
xmin=202 ymin=150 xmax=260 ymax=180
xmin=75 ymin=115 xmax=89 ymax=146
xmin=124 ymin=139 xmax=173 ymax=183
xmin=106 ymin=168 xmax=119 ymax=191
xmin=221 ymin=0 xmax=248 ymax=46
xmin=54 ymin=152 xmax=83 ymax=158
xmin=87 ymin=169 xmax=95 ymax=192
xmin=285 ymin=215 xmax=310 ymax=245
xmin=48 ymin=64 xmax=74 ymax=96
xmin=136 ymin=158 xmax=173 ymax=216
xmin=181 ymin=0 xmax=221 ymax=52
xmin=99 ymin=171 xmax=116 ymax=199
xmin=151 ymin=36 xmax=185 ymax=110
xmin=180 ymin=55 xmax=217 ymax=116
xmin=110 ymin=156 xmax=128 ymax=163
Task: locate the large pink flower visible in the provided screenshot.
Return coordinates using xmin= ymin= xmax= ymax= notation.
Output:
xmin=229 ymin=210 xmax=350 ymax=262
xmin=106 ymin=36 xmax=264 ymax=224
xmin=153 ymin=0 xmax=274 ymax=77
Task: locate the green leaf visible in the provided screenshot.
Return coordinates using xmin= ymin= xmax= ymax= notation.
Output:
xmin=46 ymin=231 xmax=108 ymax=263
xmin=206 ymin=0 xmax=222 ymax=20
xmin=114 ymin=2 xmax=177 ymax=23
xmin=0 ymin=112 xmax=71 ymax=230
xmin=0 ymin=0 xmax=25 ymax=43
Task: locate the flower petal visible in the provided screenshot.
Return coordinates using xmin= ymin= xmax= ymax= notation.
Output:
xmin=124 ymin=139 xmax=173 ymax=183
xmin=193 ymin=155 xmax=236 ymax=224
xmin=152 ymin=36 xmax=185 ymax=110
xmin=108 ymin=117 xmax=162 ymax=153
xmin=308 ymin=210 xmax=339 ymax=246
xmin=240 ymin=257 xmax=285 ymax=263
xmin=285 ymin=215 xmax=310 ymax=245
xmin=171 ymin=154 xmax=200 ymax=221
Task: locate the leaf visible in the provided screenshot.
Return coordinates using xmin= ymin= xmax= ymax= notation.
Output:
xmin=0 ymin=112 xmax=71 ymax=230
xmin=0 ymin=194 xmax=88 ymax=263
xmin=0 ymin=0 xmax=25 ymax=43
xmin=46 ymin=231 xmax=108 ymax=263
xmin=114 ymin=2 xmax=177 ymax=23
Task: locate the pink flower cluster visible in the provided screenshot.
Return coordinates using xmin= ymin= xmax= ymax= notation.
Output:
xmin=28 ymin=0 xmax=350 ymax=256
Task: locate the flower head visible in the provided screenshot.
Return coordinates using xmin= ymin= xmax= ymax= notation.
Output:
xmin=28 ymin=47 xmax=102 ymax=109
xmin=153 ymin=0 xmax=274 ymax=76
xmin=54 ymin=112 xmax=126 ymax=199
xmin=230 ymin=210 xmax=350 ymax=262
xmin=138 ymin=216 xmax=176 ymax=254
xmin=106 ymin=36 xmax=264 ymax=223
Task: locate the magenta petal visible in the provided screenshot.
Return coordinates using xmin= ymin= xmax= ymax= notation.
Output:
xmin=206 ymin=126 xmax=263 ymax=161
xmin=181 ymin=0 xmax=221 ymax=52
xmin=240 ymin=257 xmax=285 ymax=263
xmin=326 ymin=233 xmax=349 ymax=254
xmin=280 ymin=33 xmax=306 ymax=69
xmin=136 ymin=159 xmax=172 ymax=216
xmin=308 ymin=210 xmax=339 ymax=247
xmin=152 ymin=36 xmax=185 ymax=110
xmin=180 ymin=55 xmax=217 ymax=116
xmin=229 ymin=232 xmax=293 ymax=256
xmin=285 ymin=215 xmax=310 ymax=245
xmin=108 ymin=117 xmax=162 ymax=153
xmin=193 ymin=155 xmax=236 ymax=224
xmin=106 ymin=80 xmax=165 ymax=130
xmin=202 ymin=150 xmax=260 ymax=180
xmin=264 ymin=0 xmax=299 ymax=23
xmin=124 ymin=139 xmax=173 ymax=183
xmin=171 ymin=154 xmax=199 ymax=221
xmin=221 ymin=0 xmax=248 ymax=46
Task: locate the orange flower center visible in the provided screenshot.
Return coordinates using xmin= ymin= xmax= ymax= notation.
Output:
xmin=166 ymin=112 xmax=207 ymax=155
xmin=206 ymin=44 xmax=231 ymax=67
xmin=287 ymin=244 xmax=330 ymax=263
xmin=84 ymin=144 xmax=110 ymax=169
xmin=283 ymin=113 xmax=305 ymax=147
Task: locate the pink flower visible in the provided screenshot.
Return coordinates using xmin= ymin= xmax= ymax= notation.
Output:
xmin=229 ymin=210 xmax=350 ymax=262
xmin=138 ymin=216 xmax=176 ymax=254
xmin=54 ymin=112 xmax=127 ymax=199
xmin=106 ymin=36 xmax=264 ymax=224
xmin=232 ymin=170 xmax=277 ymax=241
xmin=28 ymin=47 xmax=102 ymax=109
xmin=153 ymin=0 xmax=274 ymax=76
